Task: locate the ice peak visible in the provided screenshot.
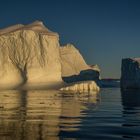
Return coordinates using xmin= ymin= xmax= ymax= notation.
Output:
xmin=0 ymin=21 xmax=58 ymax=37
xmin=28 ymin=20 xmax=44 ymax=26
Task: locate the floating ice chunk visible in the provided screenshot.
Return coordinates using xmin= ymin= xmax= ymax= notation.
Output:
xmin=60 ymin=81 xmax=100 ymax=92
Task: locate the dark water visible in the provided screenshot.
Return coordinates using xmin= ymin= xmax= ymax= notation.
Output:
xmin=0 ymin=88 xmax=140 ymax=140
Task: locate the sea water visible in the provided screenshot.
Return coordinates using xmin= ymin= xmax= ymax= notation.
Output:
xmin=0 ymin=88 xmax=140 ymax=140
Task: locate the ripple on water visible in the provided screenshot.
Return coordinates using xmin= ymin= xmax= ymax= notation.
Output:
xmin=0 ymin=88 xmax=140 ymax=140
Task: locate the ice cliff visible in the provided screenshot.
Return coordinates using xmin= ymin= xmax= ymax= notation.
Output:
xmin=0 ymin=21 xmax=62 ymax=89
xmin=0 ymin=21 xmax=100 ymax=91
xmin=121 ymin=58 xmax=140 ymax=89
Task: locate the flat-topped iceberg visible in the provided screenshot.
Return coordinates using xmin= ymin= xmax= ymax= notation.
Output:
xmin=121 ymin=58 xmax=140 ymax=89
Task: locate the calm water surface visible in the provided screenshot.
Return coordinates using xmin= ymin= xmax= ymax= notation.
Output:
xmin=0 ymin=88 xmax=140 ymax=140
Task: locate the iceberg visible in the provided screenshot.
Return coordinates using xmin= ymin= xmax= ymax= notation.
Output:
xmin=121 ymin=58 xmax=140 ymax=89
xmin=0 ymin=21 xmax=62 ymax=89
xmin=97 ymin=79 xmax=120 ymax=88
xmin=60 ymin=81 xmax=100 ymax=93
xmin=60 ymin=44 xmax=100 ymax=83
xmin=0 ymin=21 xmax=99 ymax=91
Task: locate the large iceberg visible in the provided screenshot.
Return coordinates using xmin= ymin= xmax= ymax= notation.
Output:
xmin=0 ymin=21 xmax=99 ymax=91
xmin=60 ymin=44 xmax=100 ymax=83
xmin=0 ymin=21 xmax=62 ymax=89
xmin=121 ymin=58 xmax=140 ymax=89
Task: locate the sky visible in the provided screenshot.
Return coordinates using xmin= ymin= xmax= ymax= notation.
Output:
xmin=0 ymin=0 xmax=140 ymax=78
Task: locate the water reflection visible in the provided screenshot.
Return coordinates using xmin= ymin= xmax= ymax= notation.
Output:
xmin=0 ymin=90 xmax=99 ymax=140
xmin=121 ymin=89 xmax=140 ymax=139
xmin=121 ymin=89 xmax=140 ymax=108
xmin=121 ymin=89 xmax=140 ymax=118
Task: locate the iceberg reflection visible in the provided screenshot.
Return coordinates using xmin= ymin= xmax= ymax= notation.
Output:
xmin=0 ymin=90 xmax=99 ymax=140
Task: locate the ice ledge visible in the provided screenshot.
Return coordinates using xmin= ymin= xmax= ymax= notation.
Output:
xmin=60 ymin=81 xmax=100 ymax=93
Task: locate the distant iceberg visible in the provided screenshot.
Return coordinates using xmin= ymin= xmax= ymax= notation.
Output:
xmin=121 ymin=58 xmax=140 ymax=89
